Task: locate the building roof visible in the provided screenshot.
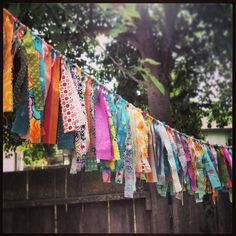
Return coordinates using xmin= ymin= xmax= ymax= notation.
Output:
xmin=201 ymin=117 xmax=232 ymax=130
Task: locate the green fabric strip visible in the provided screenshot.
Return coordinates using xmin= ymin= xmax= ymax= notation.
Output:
xmin=22 ymin=30 xmax=43 ymax=110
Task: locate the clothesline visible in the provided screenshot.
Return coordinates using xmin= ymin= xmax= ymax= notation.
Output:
xmin=4 ymin=8 xmax=232 ymax=149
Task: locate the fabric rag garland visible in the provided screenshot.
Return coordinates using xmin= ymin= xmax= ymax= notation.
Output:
xmin=3 ymin=8 xmax=233 ymax=202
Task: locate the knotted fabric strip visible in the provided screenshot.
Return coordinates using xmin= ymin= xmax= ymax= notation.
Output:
xmin=157 ymin=123 xmax=182 ymax=193
xmin=193 ymin=140 xmax=207 ymax=202
xmin=12 ymin=39 xmax=28 ymax=109
xmin=22 ymin=29 xmax=44 ymax=111
xmin=57 ymin=103 xmax=75 ymax=149
xmin=3 ymin=10 xmax=14 ymax=112
xmin=221 ymin=146 xmax=232 ymax=170
xmin=124 ymin=122 xmax=136 ymax=198
xmin=11 ymin=71 xmax=29 ymax=135
xmin=146 ymin=117 xmax=158 ymax=183
xmin=153 ymin=120 xmax=166 ymax=185
xmin=70 ymin=66 xmax=90 ymax=173
xmin=59 ymin=60 xmax=84 ymax=133
xmin=95 ymin=85 xmax=114 ymax=160
xmin=215 ymin=146 xmax=231 ymax=188
xmin=28 ymin=70 xmax=41 ymax=143
xmin=42 ymin=41 xmax=53 ymax=101
xmin=179 ymin=134 xmax=197 ymax=192
xmin=201 ymin=144 xmax=221 ymax=190
xmin=85 ymin=79 xmax=98 ymax=171
xmin=173 ymin=131 xmax=187 ymax=175
xmin=42 ymin=50 xmax=60 ymax=144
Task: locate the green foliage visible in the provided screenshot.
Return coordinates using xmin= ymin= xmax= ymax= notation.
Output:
xmin=142 ymin=58 xmax=160 ymax=66
xmin=22 ymin=142 xmax=56 ymax=166
xmin=131 ymin=59 xmax=165 ymax=95
xmin=110 ymin=24 xmax=129 ymax=38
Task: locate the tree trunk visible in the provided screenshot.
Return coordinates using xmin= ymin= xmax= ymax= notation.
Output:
xmin=134 ymin=4 xmax=179 ymax=125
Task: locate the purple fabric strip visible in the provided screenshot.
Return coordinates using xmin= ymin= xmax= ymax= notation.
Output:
xmin=178 ymin=134 xmax=197 ymax=192
xmin=222 ymin=147 xmax=232 ymax=170
xmin=95 ymin=86 xmax=114 ymax=160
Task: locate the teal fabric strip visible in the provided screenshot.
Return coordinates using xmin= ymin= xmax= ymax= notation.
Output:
xmin=57 ymin=103 xmax=75 ymax=149
xmin=11 ymin=72 xmax=29 ymax=135
xmin=204 ymin=145 xmax=222 ymax=190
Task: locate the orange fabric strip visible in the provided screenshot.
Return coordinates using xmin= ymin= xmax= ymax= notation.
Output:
xmin=42 ymin=54 xmax=60 ymax=144
xmin=3 ymin=11 xmax=14 ymax=112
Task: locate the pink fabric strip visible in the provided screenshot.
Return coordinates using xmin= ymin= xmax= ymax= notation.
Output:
xmin=95 ymin=86 xmax=114 ymax=160
xmin=179 ymin=134 xmax=197 ymax=192
xmin=221 ymin=147 xmax=232 ymax=170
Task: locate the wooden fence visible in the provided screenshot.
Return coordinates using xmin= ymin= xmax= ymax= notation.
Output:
xmin=3 ymin=167 xmax=232 ymax=233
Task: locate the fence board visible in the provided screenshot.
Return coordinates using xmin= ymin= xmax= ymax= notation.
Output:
xmin=3 ymin=172 xmax=26 ymax=201
xmin=217 ymin=192 xmax=232 ymax=233
xmin=135 ymin=198 xmax=151 ymax=233
xmin=28 ymin=206 xmax=55 ymax=233
xmin=110 ymin=199 xmax=134 ymax=233
xmin=2 ymin=208 xmax=28 ymax=233
xmin=148 ymin=184 xmax=171 ymax=233
xmin=28 ymin=169 xmax=55 ymax=199
xmin=172 ymin=194 xmax=206 ymax=233
xmin=55 ymin=168 xmax=66 ymax=198
xmin=57 ymin=204 xmax=82 ymax=233
xmin=80 ymin=202 xmax=108 ymax=233
xmin=67 ymin=172 xmax=83 ymax=197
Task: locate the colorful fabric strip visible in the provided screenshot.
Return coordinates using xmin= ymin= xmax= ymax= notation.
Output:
xmin=59 ymin=60 xmax=85 ymax=133
xmin=57 ymin=103 xmax=75 ymax=149
xmin=28 ymin=71 xmax=41 ymax=143
xmin=124 ymin=122 xmax=136 ymax=198
xmin=157 ymin=123 xmax=182 ymax=193
xmin=22 ymin=29 xmax=44 ymax=111
xmin=95 ymin=85 xmax=114 ymax=160
xmin=11 ymin=72 xmax=29 ymax=135
xmin=70 ymin=66 xmax=90 ymax=173
xmin=153 ymin=120 xmax=166 ymax=185
xmin=193 ymin=140 xmax=207 ymax=202
xmin=85 ymin=78 xmax=98 ymax=171
xmin=3 ymin=11 xmax=14 ymax=112
xmin=146 ymin=117 xmax=158 ymax=183
xmin=173 ymin=131 xmax=187 ymax=175
xmin=221 ymin=146 xmax=232 ymax=170
xmin=42 ymin=41 xmax=53 ymax=101
xmin=42 ymin=50 xmax=60 ymax=144
xmin=12 ymin=39 xmax=28 ymax=109
xmin=201 ymin=144 xmax=221 ymax=190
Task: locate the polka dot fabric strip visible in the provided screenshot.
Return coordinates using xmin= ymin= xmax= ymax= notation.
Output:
xmin=59 ymin=60 xmax=85 ymax=133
